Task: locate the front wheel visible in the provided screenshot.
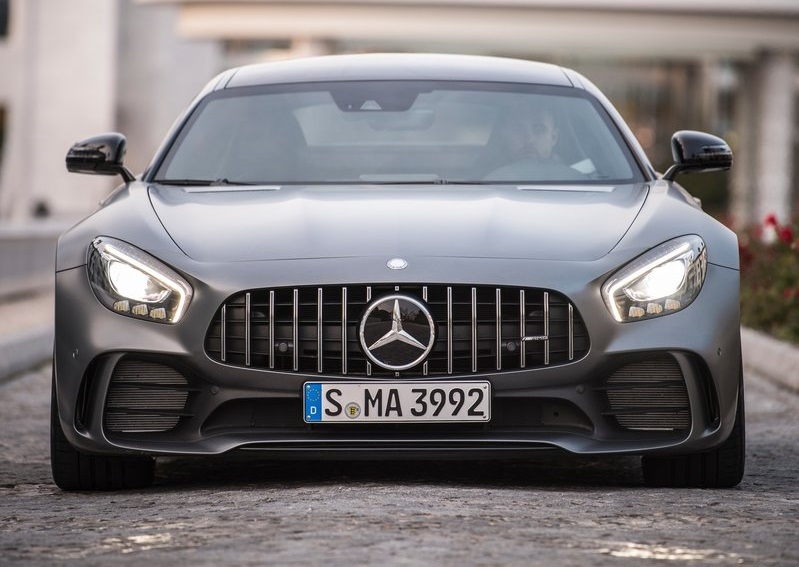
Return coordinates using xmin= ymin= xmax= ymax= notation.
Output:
xmin=50 ymin=374 xmax=155 ymax=491
xmin=641 ymin=372 xmax=745 ymax=488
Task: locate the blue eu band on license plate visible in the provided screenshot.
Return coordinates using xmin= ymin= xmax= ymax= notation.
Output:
xmin=303 ymin=381 xmax=491 ymax=423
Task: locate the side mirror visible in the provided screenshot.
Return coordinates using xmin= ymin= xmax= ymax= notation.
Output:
xmin=662 ymin=130 xmax=732 ymax=182
xmin=66 ymin=133 xmax=135 ymax=183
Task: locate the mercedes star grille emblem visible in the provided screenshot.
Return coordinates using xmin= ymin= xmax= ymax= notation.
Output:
xmin=359 ymin=294 xmax=436 ymax=371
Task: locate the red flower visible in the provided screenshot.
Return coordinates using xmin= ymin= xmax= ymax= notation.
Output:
xmin=764 ymin=213 xmax=779 ymax=227
xmin=784 ymin=288 xmax=799 ymax=300
xmin=739 ymin=242 xmax=755 ymax=273
xmin=778 ymin=226 xmax=794 ymax=245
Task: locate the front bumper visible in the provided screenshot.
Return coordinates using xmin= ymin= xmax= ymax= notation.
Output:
xmin=54 ymin=257 xmax=741 ymax=459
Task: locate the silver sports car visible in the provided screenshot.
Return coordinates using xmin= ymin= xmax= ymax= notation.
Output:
xmin=53 ymin=53 xmax=743 ymax=490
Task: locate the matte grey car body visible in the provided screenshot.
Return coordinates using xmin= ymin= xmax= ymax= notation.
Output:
xmin=53 ymin=54 xmax=743 ymax=490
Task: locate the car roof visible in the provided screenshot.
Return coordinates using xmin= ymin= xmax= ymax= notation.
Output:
xmin=223 ymin=53 xmax=576 ymax=89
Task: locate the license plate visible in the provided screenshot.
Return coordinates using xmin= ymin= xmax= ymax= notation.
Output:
xmin=303 ymin=381 xmax=491 ymax=423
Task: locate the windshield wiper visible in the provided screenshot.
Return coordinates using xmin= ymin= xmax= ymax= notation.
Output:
xmin=432 ymin=179 xmax=492 ymax=185
xmin=153 ymin=178 xmax=257 ymax=186
xmin=154 ymin=177 xmax=491 ymax=186
xmin=357 ymin=174 xmax=491 ymax=185
xmin=153 ymin=179 xmax=214 ymax=186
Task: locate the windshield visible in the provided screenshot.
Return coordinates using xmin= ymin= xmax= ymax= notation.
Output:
xmin=154 ymin=81 xmax=643 ymax=185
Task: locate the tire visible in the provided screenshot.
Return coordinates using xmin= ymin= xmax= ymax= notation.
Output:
xmin=50 ymin=372 xmax=155 ymax=491
xmin=641 ymin=372 xmax=745 ymax=489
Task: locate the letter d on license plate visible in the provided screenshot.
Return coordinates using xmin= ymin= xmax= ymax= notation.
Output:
xmin=303 ymin=381 xmax=491 ymax=423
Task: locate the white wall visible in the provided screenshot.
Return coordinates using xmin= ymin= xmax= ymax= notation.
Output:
xmin=0 ymin=0 xmax=118 ymax=222
xmin=0 ymin=0 xmax=221 ymax=223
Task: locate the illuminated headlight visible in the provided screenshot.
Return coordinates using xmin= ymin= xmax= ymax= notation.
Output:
xmin=602 ymin=236 xmax=707 ymax=323
xmin=87 ymin=237 xmax=193 ymax=324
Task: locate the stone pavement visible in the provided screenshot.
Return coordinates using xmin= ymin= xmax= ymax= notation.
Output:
xmin=0 ymin=289 xmax=797 ymax=394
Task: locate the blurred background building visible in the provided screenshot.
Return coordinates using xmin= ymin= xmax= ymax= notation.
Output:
xmin=0 ymin=0 xmax=797 ymax=228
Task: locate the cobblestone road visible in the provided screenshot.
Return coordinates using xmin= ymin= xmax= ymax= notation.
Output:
xmin=1 ymin=364 xmax=797 ymax=566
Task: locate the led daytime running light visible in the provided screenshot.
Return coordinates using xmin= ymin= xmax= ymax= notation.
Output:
xmin=88 ymin=237 xmax=193 ymax=324
xmin=602 ymin=236 xmax=707 ymax=323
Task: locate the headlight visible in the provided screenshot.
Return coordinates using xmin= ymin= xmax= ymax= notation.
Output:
xmin=602 ymin=235 xmax=707 ymax=323
xmin=87 ymin=237 xmax=193 ymax=324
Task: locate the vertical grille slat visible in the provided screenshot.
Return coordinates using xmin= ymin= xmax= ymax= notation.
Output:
xmin=496 ymin=288 xmax=502 ymax=371
xmin=471 ymin=287 xmax=478 ymax=373
xmin=520 ymin=289 xmax=526 ymax=369
xmin=342 ymin=286 xmax=348 ymax=375
xmin=447 ymin=286 xmax=453 ymax=375
xmin=245 ymin=292 xmax=251 ymax=367
xmin=543 ymin=291 xmax=550 ymax=366
xmin=205 ymin=284 xmax=590 ymax=377
xmin=317 ymin=287 xmax=323 ymax=373
xmin=292 ymin=288 xmax=299 ymax=372
xmin=568 ymin=303 xmax=574 ymax=361
xmin=269 ymin=290 xmax=275 ymax=369
xmin=220 ymin=304 xmax=227 ymax=363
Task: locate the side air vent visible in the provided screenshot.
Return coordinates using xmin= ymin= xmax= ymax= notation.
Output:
xmin=601 ymin=356 xmax=690 ymax=432
xmin=104 ymin=360 xmax=192 ymax=433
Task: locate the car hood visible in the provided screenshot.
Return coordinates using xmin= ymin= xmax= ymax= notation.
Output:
xmin=148 ymin=184 xmax=648 ymax=263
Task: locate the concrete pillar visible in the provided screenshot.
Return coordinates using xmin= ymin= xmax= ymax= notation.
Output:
xmin=754 ymin=51 xmax=796 ymax=226
xmin=730 ymin=62 xmax=757 ymax=229
xmin=117 ymin=0 xmax=222 ymax=175
xmin=694 ymin=57 xmax=720 ymax=134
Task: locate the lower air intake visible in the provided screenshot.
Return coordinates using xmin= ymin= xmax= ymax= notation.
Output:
xmin=104 ymin=360 xmax=191 ymax=433
xmin=603 ymin=356 xmax=691 ymax=432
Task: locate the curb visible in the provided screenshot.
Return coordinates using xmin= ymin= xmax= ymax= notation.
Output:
xmin=0 ymin=326 xmax=53 ymax=383
xmin=741 ymin=327 xmax=799 ymax=393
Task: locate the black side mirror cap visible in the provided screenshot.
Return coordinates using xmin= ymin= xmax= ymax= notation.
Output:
xmin=66 ymin=133 xmax=135 ymax=183
xmin=662 ymin=130 xmax=732 ymax=182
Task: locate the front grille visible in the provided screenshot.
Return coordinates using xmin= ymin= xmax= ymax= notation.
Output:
xmin=104 ymin=360 xmax=192 ymax=433
xmin=601 ymin=356 xmax=691 ymax=431
xmin=205 ymin=284 xmax=589 ymax=377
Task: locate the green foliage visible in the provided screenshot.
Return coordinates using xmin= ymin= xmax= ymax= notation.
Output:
xmin=739 ymin=214 xmax=799 ymax=344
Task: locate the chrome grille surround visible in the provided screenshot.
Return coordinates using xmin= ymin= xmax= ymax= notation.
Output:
xmin=205 ymin=284 xmax=589 ymax=377
xmin=601 ymin=356 xmax=691 ymax=431
xmin=104 ymin=360 xmax=192 ymax=433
